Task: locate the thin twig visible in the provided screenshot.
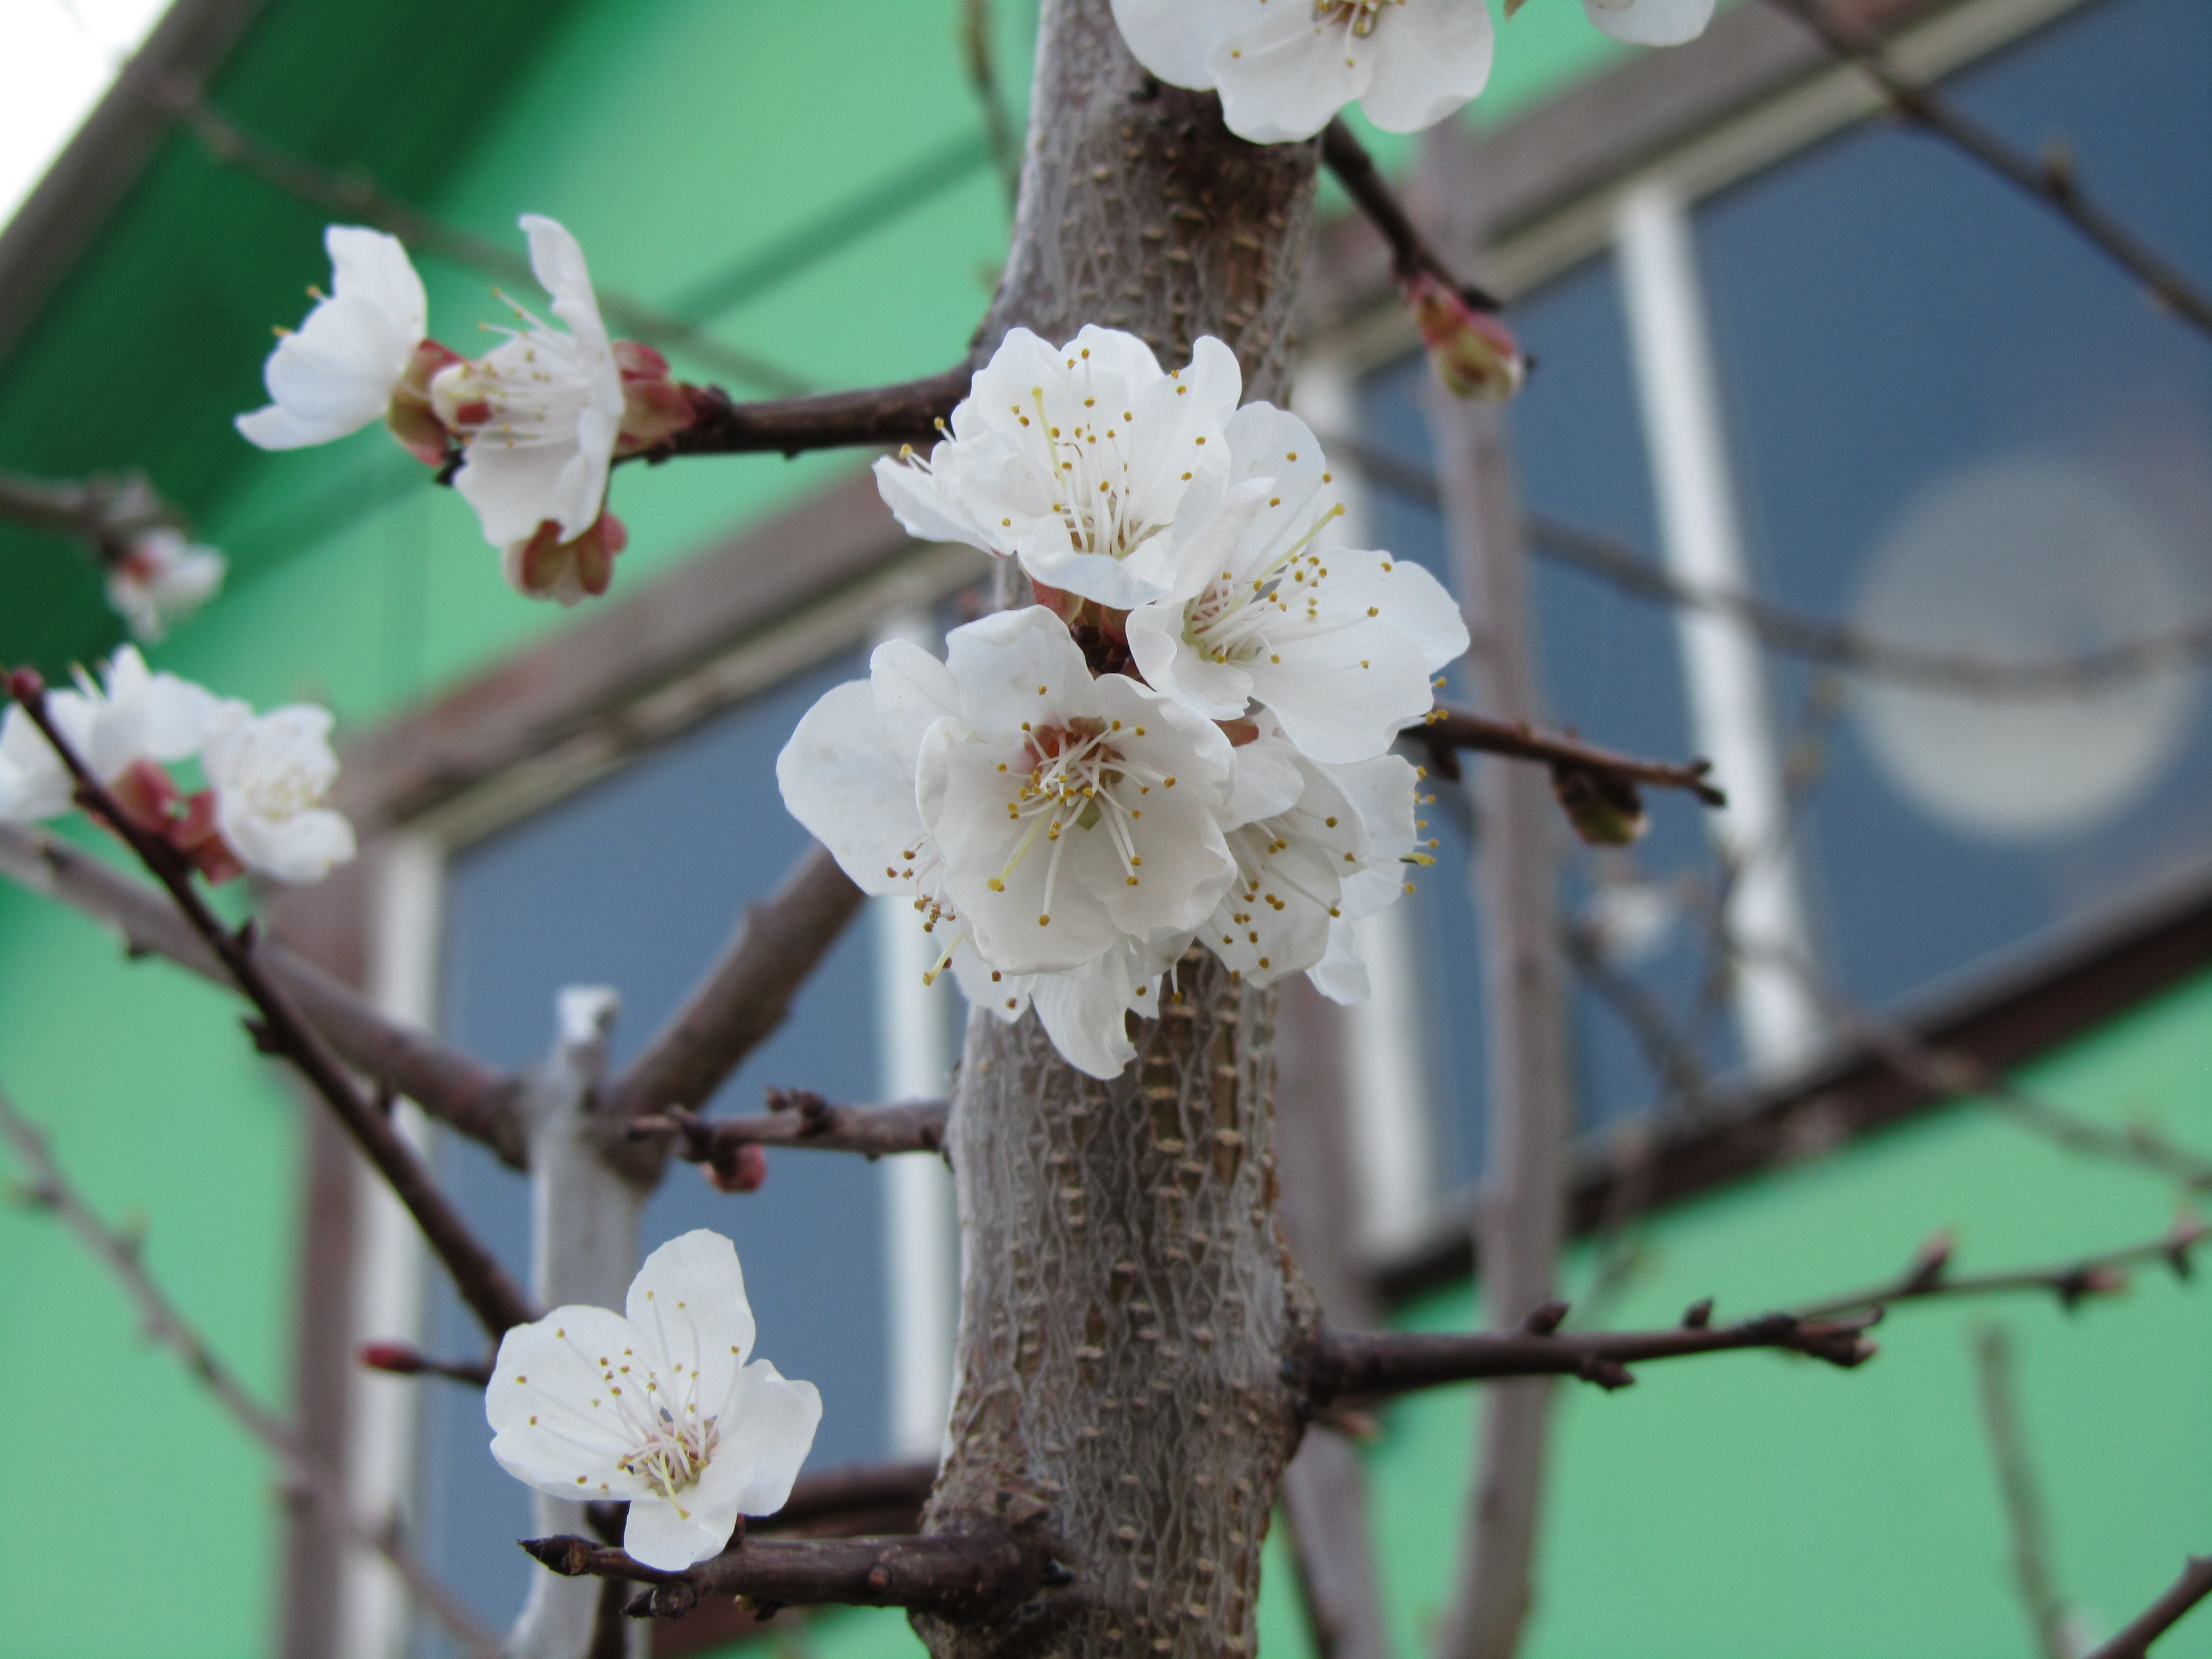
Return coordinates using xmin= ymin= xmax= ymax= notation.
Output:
xmin=1301 ymin=1303 xmax=1880 ymax=1402
xmin=1793 ymin=1219 xmax=2207 ymax=1323
xmin=124 ymin=65 xmax=812 ymax=397
xmin=961 ymin=0 xmax=1022 ymax=211
xmin=1320 ymin=120 xmax=1501 ymax=311
xmin=0 ymin=822 xmax=528 ymax=1166
xmin=0 ymin=1086 xmax=502 ymax=1658
xmin=644 ymin=365 xmax=973 ymax=462
xmin=520 ymin=1528 xmax=1047 ymax=1623
xmin=1415 ymin=704 xmax=1727 ymax=807
xmin=1973 ymin=1324 xmax=2076 ymax=1659
xmin=1337 ymin=439 xmax=2212 ymax=697
xmin=0 ymin=467 xmax=182 ymax=567
xmin=1765 ymin=0 xmax=2212 ymax=339
xmin=1 ymin=669 xmax=536 ymax=1338
xmin=633 ymin=1094 xmax=948 ymax=1176
xmin=2080 ymin=1557 xmax=2212 ymax=1659
xmin=609 ymin=846 xmax=868 ymax=1121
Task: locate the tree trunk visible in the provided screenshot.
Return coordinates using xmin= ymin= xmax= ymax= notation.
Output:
xmin=920 ymin=11 xmax=1325 ymax=1656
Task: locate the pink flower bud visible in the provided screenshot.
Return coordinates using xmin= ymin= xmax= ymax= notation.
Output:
xmin=503 ymin=511 xmax=629 ymax=606
xmin=359 ymin=1341 xmax=425 ymax=1374
xmin=1403 ymin=273 xmax=1525 ymax=402
xmin=386 ymin=340 xmax=464 ymax=465
xmin=706 ymin=1143 xmax=769 ymax=1194
xmin=612 ymin=339 xmax=698 ymax=456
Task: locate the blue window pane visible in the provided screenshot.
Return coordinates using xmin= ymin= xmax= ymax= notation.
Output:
xmin=1693 ymin=0 xmax=2212 ymax=1012
xmin=413 ymin=650 xmax=887 ymax=1647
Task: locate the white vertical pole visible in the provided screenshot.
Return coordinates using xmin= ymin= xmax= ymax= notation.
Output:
xmin=1294 ymin=356 xmax=1440 ymax=1260
xmin=336 ymin=835 xmax=441 ymax=1659
xmin=1614 ymin=181 xmax=1825 ymax=1076
xmin=873 ymin=612 xmax=959 ymax=1461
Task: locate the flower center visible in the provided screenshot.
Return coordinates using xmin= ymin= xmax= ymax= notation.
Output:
xmin=1317 ymin=0 xmax=1403 ymax=36
xmin=1181 ymin=500 xmax=1348 ymax=665
xmin=435 ymin=299 xmax=594 ymax=448
xmin=242 ymin=760 xmax=325 ymax=824
xmin=621 ymin=1411 xmax=721 ymax=1500
xmin=987 ymin=713 xmax=1176 ymax=926
xmin=1024 ymin=379 xmax=1163 ymax=566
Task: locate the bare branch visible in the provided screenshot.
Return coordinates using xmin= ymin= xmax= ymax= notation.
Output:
xmin=0 ymin=1085 xmax=502 ymax=1658
xmin=608 ymin=846 xmax=867 ymax=1121
xmin=1 ymin=669 xmax=536 ymax=1338
xmin=634 ymin=1095 xmax=948 ymax=1180
xmin=2081 ymin=1557 xmax=2212 ymax=1659
xmin=0 ymin=467 xmax=182 ymax=567
xmin=0 ymin=822 xmax=528 ymax=1166
xmin=1299 ymin=1304 xmax=1880 ymax=1403
xmin=1414 ymin=704 xmax=1727 ymax=807
xmin=1973 ymin=1324 xmax=2075 ymax=1659
xmin=1793 ymin=1219 xmax=2207 ymax=1323
xmin=1320 ymin=120 xmax=1500 ymax=311
xmin=642 ymin=366 xmax=972 ymax=461
xmin=519 ymin=1528 xmax=1048 ymax=1623
xmin=1336 ymin=444 xmax=2212 ymax=697
xmin=1766 ymin=0 xmax=2212 ymax=340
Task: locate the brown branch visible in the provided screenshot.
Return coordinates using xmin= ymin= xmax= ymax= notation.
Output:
xmin=2082 ymin=1557 xmax=2212 ymax=1659
xmin=643 ymin=365 xmax=973 ymax=461
xmin=1 ymin=669 xmax=536 ymax=1338
xmin=1299 ymin=1302 xmax=1879 ymax=1403
xmin=123 ymin=65 xmax=812 ymax=397
xmin=1973 ymin=1324 xmax=2075 ymax=1659
xmin=1765 ymin=0 xmax=2212 ymax=341
xmin=1320 ymin=120 xmax=1501 ymax=311
xmin=0 ymin=1085 xmax=502 ymax=1658
xmin=0 ymin=467 xmax=183 ymax=567
xmin=519 ymin=1528 xmax=1049 ymax=1623
xmin=0 ymin=822 xmax=528 ymax=1166
xmin=1792 ymin=1218 xmax=2207 ymax=1323
xmin=635 ymin=1095 xmax=948 ymax=1178
xmin=1415 ymin=704 xmax=1727 ymax=807
xmin=608 ymin=845 xmax=867 ymax=1121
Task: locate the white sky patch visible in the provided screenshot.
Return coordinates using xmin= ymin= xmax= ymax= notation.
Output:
xmin=0 ymin=0 xmax=174 ymax=236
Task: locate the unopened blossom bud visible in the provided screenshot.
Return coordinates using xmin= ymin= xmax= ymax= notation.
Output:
xmin=705 ymin=1143 xmax=769 ymax=1194
xmin=503 ymin=510 xmax=628 ymax=606
xmin=1549 ymin=762 xmax=1647 ymax=847
xmin=385 ymin=339 xmax=463 ymax=465
xmin=1404 ymin=272 xmax=1526 ymax=402
xmin=612 ymin=340 xmax=697 ymax=456
xmin=359 ymin=1341 xmax=427 ymax=1374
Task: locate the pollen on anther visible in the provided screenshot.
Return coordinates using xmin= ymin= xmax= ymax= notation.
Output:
xmin=1039 ymin=913 xmax=1051 ymax=925
xmin=1325 ymin=817 xmax=1337 ymax=827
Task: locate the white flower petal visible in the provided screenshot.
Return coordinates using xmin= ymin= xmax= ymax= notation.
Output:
xmin=869 ymin=640 xmax=963 ymax=775
xmin=1323 ymin=554 xmax=1470 ymax=673
xmin=1583 ymin=0 xmax=1715 ymax=47
xmin=943 ymin=607 xmax=1099 ymax=737
xmin=626 ymin=1230 xmax=755 ymax=1409
xmin=623 ymin=1494 xmax=739 ymax=1571
xmin=1307 ymin=917 xmax=1373 ymax=1005
xmin=776 ymin=681 xmax=929 ymax=898
xmin=1359 ymin=0 xmax=1495 ymax=132
xmin=487 ymin=1304 xmax=654 ymax=1499
xmin=1109 ymin=0 xmax=1243 ymax=86
xmin=237 ymin=226 xmax=424 ymax=450
xmin=704 ymin=1360 xmax=824 ymax=1517
xmin=1213 ymin=6 xmax=1372 ymax=144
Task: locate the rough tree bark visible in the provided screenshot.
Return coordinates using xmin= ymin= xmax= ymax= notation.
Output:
xmin=918 ymin=8 xmax=1323 ymax=1655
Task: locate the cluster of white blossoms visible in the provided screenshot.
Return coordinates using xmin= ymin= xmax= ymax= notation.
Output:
xmin=487 ymin=1231 xmax=822 ymax=1571
xmin=779 ymin=326 xmax=1465 ymax=1078
xmin=1110 ymin=0 xmax=1713 ymax=144
xmin=238 ymin=218 xmax=693 ymax=605
xmin=0 ymin=646 xmax=355 ymax=885
xmin=105 ymin=527 xmax=226 ymax=644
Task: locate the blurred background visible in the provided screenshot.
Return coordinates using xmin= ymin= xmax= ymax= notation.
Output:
xmin=0 ymin=1 xmax=2206 ymax=1656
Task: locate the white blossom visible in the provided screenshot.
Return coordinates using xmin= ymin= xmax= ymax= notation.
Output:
xmin=200 ymin=705 xmax=357 ymax=883
xmin=918 ymin=607 xmax=1239 ymax=974
xmin=237 ymin=227 xmax=427 ymax=450
xmin=1125 ymin=403 xmax=1467 ymax=762
xmin=488 ymin=1230 xmax=822 ymax=1571
xmin=1581 ymin=0 xmax=1714 ymax=47
xmin=1110 ymin=0 xmax=1495 ymax=144
xmin=1203 ymin=719 xmax=1421 ymax=997
xmin=433 ymin=215 xmax=625 ymax=549
xmin=875 ymin=326 xmax=1244 ymax=611
xmin=0 ymin=647 xmax=240 ymax=825
xmin=950 ymin=931 xmax=1181 ymax=1080
xmin=107 ymin=528 xmax=226 ymax=643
